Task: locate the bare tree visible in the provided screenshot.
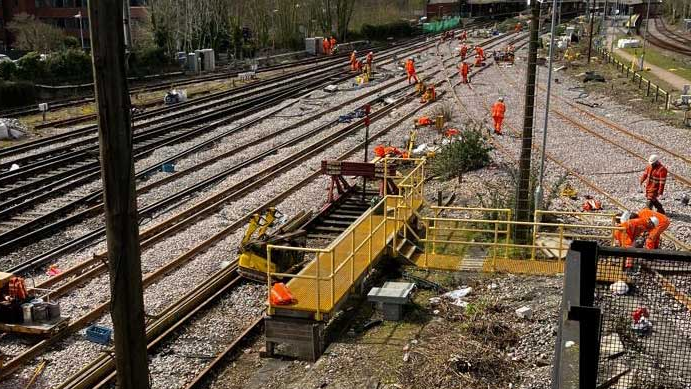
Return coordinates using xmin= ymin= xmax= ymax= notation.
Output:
xmin=7 ymin=13 xmax=65 ymax=52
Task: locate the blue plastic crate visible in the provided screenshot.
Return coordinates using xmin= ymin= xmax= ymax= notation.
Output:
xmin=86 ymin=325 xmax=112 ymax=345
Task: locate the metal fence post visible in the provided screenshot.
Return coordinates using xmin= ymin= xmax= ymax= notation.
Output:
xmin=655 ymin=85 xmax=659 ymax=101
xmin=647 ymin=79 xmax=651 ymax=96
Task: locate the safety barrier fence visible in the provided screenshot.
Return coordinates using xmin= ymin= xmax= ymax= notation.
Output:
xmin=418 ymin=207 xmax=622 ymax=271
xmin=266 ymin=158 xmax=426 ymax=320
xmin=594 ymin=46 xmax=671 ymax=110
xmin=553 ymin=242 xmax=691 ymax=389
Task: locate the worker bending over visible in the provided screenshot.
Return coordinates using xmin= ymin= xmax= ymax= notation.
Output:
xmin=459 ymin=61 xmax=469 ymax=84
xmin=421 ymin=85 xmax=436 ymax=103
xmin=615 ymin=209 xmax=669 ymax=249
xmin=491 ymin=97 xmax=506 ymax=135
xmin=406 ymin=58 xmax=419 ymax=84
xmin=474 ymin=54 xmax=483 ymax=68
xmin=350 ymin=50 xmax=358 ymax=71
xmin=475 ymin=45 xmax=485 ymax=61
xmin=640 ymin=154 xmax=668 ymax=214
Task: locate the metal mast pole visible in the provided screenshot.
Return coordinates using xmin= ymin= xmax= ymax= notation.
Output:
xmin=515 ymin=0 xmax=540 ymax=243
xmin=536 ymin=0 xmax=560 ymax=210
xmin=587 ymin=0 xmax=596 ymax=63
xmin=639 ymin=0 xmax=652 ymax=70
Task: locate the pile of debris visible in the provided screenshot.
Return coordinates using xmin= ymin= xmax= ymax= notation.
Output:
xmin=0 ymin=118 xmax=27 ymax=140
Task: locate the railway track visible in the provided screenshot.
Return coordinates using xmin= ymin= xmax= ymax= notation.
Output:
xmin=0 ymin=50 xmax=365 ymax=119
xmin=646 ymin=18 xmax=691 ymax=56
xmin=0 ymin=27 xmax=511 ymax=387
xmin=0 ymin=36 xmax=445 ymax=258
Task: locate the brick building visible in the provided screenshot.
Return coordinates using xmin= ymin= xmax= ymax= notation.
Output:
xmin=426 ymin=0 xmax=461 ymax=19
xmin=0 ymin=0 xmax=148 ymax=52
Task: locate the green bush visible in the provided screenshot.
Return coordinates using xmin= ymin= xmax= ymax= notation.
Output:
xmin=0 ymin=80 xmax=36 ymax=107
xmin=15 ymin=52 xmax=47 ymax=82
xmin=63 ymin=36 xmax=80 ymax=49
xmin=46 ymin=49 xmax=92 ymax=82
xmin=429 ymin=126 xmax=493 ymax=183
xmin=0 ymin=61 xmax=17 ymax=80
xmin=361 ymin=20 xmax=414 ymax=41
xmin=129 ymin=46 xmax=170 ymax=75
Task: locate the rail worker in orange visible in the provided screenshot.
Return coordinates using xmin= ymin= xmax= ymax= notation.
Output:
xmin=405 ymin=58 xmax=419 ymax=84
xmin=330 ymin=36 xmax=337 ymax=52
xmin=474 ymin=54 xmax=483 ymax=68
xmin=350 ymin=50 xmax=358 ymax=71
xmin=460 ymin=44 xmax=468 ymax=61
xmin=515 ymin=22 xmax=523 ymax=33
xmin=366 ymin=51 xmax=373 ymax=67
xmin=491 ymin=97 xmax=506 ymax=135
xmin=322 ymin=38 xmax=331 ymax=55
xmin=614 ymin=209 xmax=669 ymax=250
xmin=475 ymin=45 xmax=485 ymax=61
xmin=640 ymin=154 xmax=668 ymax=214
xmin=459 ymin=61 xmax=469 ymax=84
xmin=460 ymin=30 xmax=468 ymax=42
xmin=355 ymin=59 xmax=363 ymax=73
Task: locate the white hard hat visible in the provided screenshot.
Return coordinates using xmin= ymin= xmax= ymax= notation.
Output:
xmin=498 ymin=97 xmax=504 ymax=102
xmin=649 ymin=216 xmax=659 ymax=227
xmin=621 ymin=211 xmax=631 ymax=222
xmin=648 ymin=154 xmax=660 ymax=165
xmin=369 ymin=51 xmax=373 ymax=55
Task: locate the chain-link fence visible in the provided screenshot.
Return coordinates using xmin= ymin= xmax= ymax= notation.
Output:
xmin=553 ymin=242 xmax=691 ymax=389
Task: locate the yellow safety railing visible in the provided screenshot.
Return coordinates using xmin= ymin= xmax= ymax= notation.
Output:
xmin=419 ymin=208 xmax=623 ymax=271
xmin=266 ymin=158 xmax=427 ymax=320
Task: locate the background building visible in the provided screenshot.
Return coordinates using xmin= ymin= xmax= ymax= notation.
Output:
xmin=0 ymin=0 xmax=148 ymax=51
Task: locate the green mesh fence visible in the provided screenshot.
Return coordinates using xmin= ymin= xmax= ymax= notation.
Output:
xmin=422 ymin=17 xmax=461 ymax=33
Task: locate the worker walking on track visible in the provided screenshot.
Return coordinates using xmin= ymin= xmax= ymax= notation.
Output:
xmin=459 ymin=61 xmax=469 ymax=84
xmin=406 ymin=58 xmax=419 ymax=84
xmin=366 ymin=51 xmax=373 ymax=68
xmin=350 ymin=50 xmax=358 ymax=71
xmin=491 ymin=97 xmax=506 ymax=135
xmin=640 ymin=154 xmax=668 ymax=214
xmin=460 ymin=44 xmax=468 ymax=61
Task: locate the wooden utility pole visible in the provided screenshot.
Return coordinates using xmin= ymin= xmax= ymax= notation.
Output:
xmin=515 ymin=0 xmax=541 ymax=243
xmin=87 ymin=0 xmax=149 ymax=388
xmin=586 ymin=0 xmax=596 ymax=63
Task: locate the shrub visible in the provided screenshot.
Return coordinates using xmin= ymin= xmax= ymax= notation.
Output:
xmin=63 ymin=36 xmax=80 ymax=49
xmin=429 ymin=125 xmax=493 ymax=183
xmin=361 ymin=20 xmax=414 ymax=41
xmin=46 ymin=49 xmax=92 ymax=82
xmin=129 ymin=46 xmax=170 ymax=75
xmin=15 ymin=52 xmax=48 ymax=82
xmin=0 ymin=80 xmax=36 ymax=107
xmin=0 ymin=61 xmax=17 ymax=80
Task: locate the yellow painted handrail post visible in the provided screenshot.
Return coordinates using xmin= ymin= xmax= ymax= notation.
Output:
xmin=559 ymin=225 xmax=565 ymax=259
xmin=350 ymin=229 xmax=355 ymax=285
xmin=392 ymin=204 xmax=398 ymax=256
xmin=315 ymin=250 xmax=321 ymax=321
xmin=267 ymin=247 xmax=273 ymax=315
xmin=432 ymin=208 xmax=438 ymax=255
xmin=505 ymin=210 xmax=511 ymax=259
xmin=530 ymin=218 xmax=539 ymax=261
xmin=330 ymin=251 xmax=335 ymax=309
xmin=492 ymin=221 xmax=499 ymax=267
xmin=368 ymin=212 xmax=373 ymax=269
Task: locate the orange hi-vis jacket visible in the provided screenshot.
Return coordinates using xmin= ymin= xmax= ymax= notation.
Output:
xmin=366 ymin=52 xmax=373 ymax=65
xmin=405 ymin=60 xmax=416 ymax=75
xmin=330 ymin=37 xmax=337 ymax=48
xmin=476 ymin=46 xmax=485 ymax=59
xmin=491 ymin=101 xmax=506 ymax=118
xmin=614 ymin=217 xmax=652 ymax=248
xmin=460 ymin=45 xmax=468 ymax=57
xmin=640 ymin=163 xmax=668 ymax=199
xmin=460 ymin=62 xmax=469 ymax=76
xmin=638 ymin=208 xmax=670 ymax=249
xmin=322 ymin=39 xmax=330 ymax=53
